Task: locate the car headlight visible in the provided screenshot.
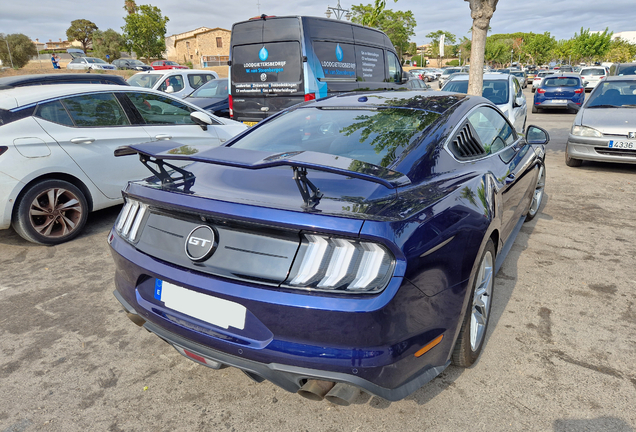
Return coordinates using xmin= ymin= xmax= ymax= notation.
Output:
xmin=571 ymin=125 xmax=603 ymax=137
xmin=285 ymin=234 xmax=395 ymax=294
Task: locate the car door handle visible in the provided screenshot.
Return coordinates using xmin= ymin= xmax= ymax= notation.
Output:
xmin=155 ymin=134 xmax=172 ymax=140
xmin=505 ymin=173 xmax=516 ymax=184
xmin=70 ymin=137 xmax=95 ymax=144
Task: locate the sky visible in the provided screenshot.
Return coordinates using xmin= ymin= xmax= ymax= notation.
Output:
xmin=2 ymin=0 xmax=634 ymax=45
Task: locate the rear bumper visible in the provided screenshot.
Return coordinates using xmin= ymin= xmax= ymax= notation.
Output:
xmin=110 ymin=230 xmax=465 ymax=400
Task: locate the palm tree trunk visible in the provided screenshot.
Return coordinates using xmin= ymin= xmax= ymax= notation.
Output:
xmin=465 ymin=0 xmax=499 ymax=96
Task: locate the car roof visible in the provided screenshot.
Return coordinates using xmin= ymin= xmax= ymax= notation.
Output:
xmin=0 ymin=73 xmax=128 ymax=89
xmin=306 ymin=90 xmax=470 ymax=115
xmin=0 ymin=84 xmax=159 ymax=109
xmin=131 ymin=69 xmax=213 ymax=76
xmin=604 ymin=75 xmax=636 ymax=82
xmin=448 ymin=73 xmax=510 ymax=82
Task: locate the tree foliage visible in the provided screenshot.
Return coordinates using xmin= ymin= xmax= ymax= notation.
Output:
xmin=92 ymin=29 xmax=123 ymax=62
xmin=66 ymin=19 xmax=98 ymax=53
xmin=572 ymin=27 xmax=612 ymax=63
xmin=607 ymin=37 xmax=636 ymax=63
xmin=121 ymin=4 xmax=169 ymax=62
xmin=351 ymin=3 xmax=415 ymax=59
xmin=0 ymin=33 xmax=38 ymax=68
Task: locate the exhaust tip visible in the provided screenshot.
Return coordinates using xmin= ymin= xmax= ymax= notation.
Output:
xmin=297 ymin=380 xmax=335 ymax=401
xmin=325 ymin=383 xmax=359 ymax=406
xmin=126 ymin=312 xmax=146 ymax=327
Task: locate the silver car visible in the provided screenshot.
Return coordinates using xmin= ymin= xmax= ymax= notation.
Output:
xmin=442 ymin=73 xmax=528 ymax=133
xmin=531 ymin=71 xmax=552 ymax=93
xmin=566 ymin=75 xmax=636 ymax=166
xmin=438 ymin=67 xmax=468 ymax=89
xmin=66 ymin=57 xmax=117 ymax=71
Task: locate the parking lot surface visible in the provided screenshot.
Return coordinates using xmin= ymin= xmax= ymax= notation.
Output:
xmin=1 ymin=88 xmax=635 ymax=432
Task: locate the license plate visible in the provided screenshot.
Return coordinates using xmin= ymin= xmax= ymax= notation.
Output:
xmin=552 ymin=99 xmax=567 ymax=103
xmin=608 ymin=140 xmax=636 ymax=149
xmin=243 ymin=121 xmax=258 ymax=127
xmin=155 ymin=280 xmax=246 ymax=330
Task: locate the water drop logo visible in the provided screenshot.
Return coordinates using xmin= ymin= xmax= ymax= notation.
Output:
xmin=259 ymin=46 xmax=269 ymax=62
xmin=335 ymin=44 xmax=344 ymax=62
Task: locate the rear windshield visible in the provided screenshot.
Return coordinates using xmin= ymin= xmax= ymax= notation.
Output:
xmin=543 ymin=77 xmax=580 ymax=87
xmin=229 ymin=107 xmax=440 ymax=167
xmin=443 ymin=79 xmax=509 ymax=105
xmin=128 ymin=74 xmax=162 ymax=88
xmin=538 ymin=71 xmax=551 ymax=77
xmin=86 ymin=58 xmax=107 ymax=64
xmin=580 ymin=68 xmax=605 ymax=76
xmin=232 ymin=42 xmax=302 ymax=95
xmin=587 ymin=81 xmax=636 ymax=108
xmin=617 ymin=65 xmax=636 ymax=75
xmin=441 ymin=68 xmax=461 ymax=76
xmin=190 ymin=80 xmax=229 ymax=98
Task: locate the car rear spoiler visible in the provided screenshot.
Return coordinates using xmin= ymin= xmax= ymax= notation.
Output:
xmin=115 ymin=141 xmax=411 ymax=207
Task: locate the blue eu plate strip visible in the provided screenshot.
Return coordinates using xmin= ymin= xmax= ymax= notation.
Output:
xmin=609 ymin=141 xmax=614 ymax=148
xmin=154 ymin=279 xmax=163 ymax=300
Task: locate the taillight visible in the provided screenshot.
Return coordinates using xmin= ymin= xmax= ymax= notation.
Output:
xmin=580 ymin=76 xmax=586 ymax=80
xmin=228 ymin=95 xmax=233 ymax=118
xmin=575 ymin=88 xmax=584 ymax=94
xmin=599 ymin=76 xmax=605 ymax=79
xmin=304 ymin=93 xmax=316 ymax=102
xmin=537 ymin=88 xmax=546 ymax=94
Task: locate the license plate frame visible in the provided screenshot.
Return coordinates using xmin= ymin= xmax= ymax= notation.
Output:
xmin=608 ymin=140 xmax=636 ymax=149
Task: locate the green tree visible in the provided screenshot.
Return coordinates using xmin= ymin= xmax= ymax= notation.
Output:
xmin=484 ymin=38 xmax=510 ymax=66
xmin=121 ymin=4 xmax=169 ymax=62
xmin=457 ymin=36 xmax=471 ymax=66
xmin=351 ymin=3 xmax=415 ymax=60
xmin=465 ymin=0 xmax=499 ymax=96
xmin=552 ymin=39 xmax=575 ymax=64
xmin=426 ymin=30 xmax=456 ymax=65
xmin=524 ymin=32 xmax=555 ymax=65
xmin=350 ymin=0 xmax=397 ymax=28
xmin=92 ymin=29 xmax=123 ymax=62
xmin=66 ymin=19 xmax=98 ymax=53
xmin=607 ymin=37 xmax=636 ymax=63
xmin=0 ymin=33 xmax=38 ymax=69
xmin=572 ymin=27 xmax=612 ymax=64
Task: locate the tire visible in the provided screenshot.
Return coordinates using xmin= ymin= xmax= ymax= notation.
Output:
xmin=565 ymin=152 xmax=582 ymax=167
xmin=531 ymin=88 xmax=535 ymax=93
xmin=525 ymin=164 xmax=545 ymax=221
xmin=531 ymin=105 xmax=539 ymax=113
xmin=452 ymin=239 xmax=495 ymax=367
xmin=12 ymin=179 xmax=89 ymax=245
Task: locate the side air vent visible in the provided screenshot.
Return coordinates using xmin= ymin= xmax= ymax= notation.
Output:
xmin=449 ymin=123 xmax=486 ymax=160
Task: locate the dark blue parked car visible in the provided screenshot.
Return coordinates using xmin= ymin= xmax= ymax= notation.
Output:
xmin=109 ymin=91 xmax=548 ymax=403
xmin=532 ymin=73 xmax=585 ymax=113
xmin=184 ymin=78 xmax=230 ymax=118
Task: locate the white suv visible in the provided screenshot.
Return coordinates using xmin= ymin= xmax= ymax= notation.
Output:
xmin=579 ymin=67 xmax=607 ymax=91
xmin=127 ymin=69 xmax=219 ymax=99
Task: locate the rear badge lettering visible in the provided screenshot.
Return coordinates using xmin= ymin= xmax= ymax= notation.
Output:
xmin=185 ymin=226 xmax=217 ymax=262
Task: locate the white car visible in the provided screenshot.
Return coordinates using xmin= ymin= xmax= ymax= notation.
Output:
xmin=0 ymin=84 xmax=247 ymax=244
xmin=442 ymin=73 xmax=527 ymax=133
xmin=66 ymin=57 xmax=118 ymax=71
xmin=531 ymin=71 xmax=552 ymax=93
xmin=127 ymin=70 xmax=219 ymax=99
xmin=579 ymin=67 xmax=607 ymax=91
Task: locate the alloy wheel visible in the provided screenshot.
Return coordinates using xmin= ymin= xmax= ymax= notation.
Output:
xmin=28 ymin=187 xmax=83 ymax=239
xmin=470 ymin=250 xmax=494 ymax=351
xmin=528 ymin=165 xmax=545 ymax=217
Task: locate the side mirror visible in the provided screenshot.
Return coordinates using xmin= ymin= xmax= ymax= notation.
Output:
xmin=583 ymin=81 xmax=589 ymax=87
xmin=567 ymin=101 xmax=581 ymax=112
xmin=165 ymin=85 xmax=175 ymax=93
xmin=514 ymin=96 xmax=524 ymax=107
xmin=525 ymin=125 xmax=550 ymax=145
xmin=401 ymin=71 xmax=409 ymax=84
xmin=191 ymin=111 xmax=213 ymax=131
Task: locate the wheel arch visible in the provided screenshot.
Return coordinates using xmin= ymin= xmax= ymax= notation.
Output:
xmin=13 ymin=172 xmax=95 ymax=219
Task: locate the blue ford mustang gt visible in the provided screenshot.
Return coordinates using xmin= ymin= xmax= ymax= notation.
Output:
xmin=109 ymin=91 xmax=548 ymax=403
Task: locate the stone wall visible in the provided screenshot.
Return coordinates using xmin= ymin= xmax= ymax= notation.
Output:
xmin=168 ymin=28 xmax=231 ymax=67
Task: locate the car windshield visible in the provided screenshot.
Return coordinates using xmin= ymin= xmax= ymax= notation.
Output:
xmin=581 ymin=69 xmax=605 ymax=76
xmin=443 ymin=79 xmax=509 ymax=105
xmin=165 ymin=61 xmax=179 ymax=66
xmin=229 ymin=106 xmax=441 ymax=167
xmin=538 ymin=72 xmax=551 ymax=77
xmin=511 ymin=72 xmax=524 ymax=77
xmin=617 ymin=65 xmax=636 ymax=75
xmin=127 ymin=74 xmax=162 ymax=88
xmin=543 ymin=77 xmax=580 ymax=87
xmin=86 ymin=58 xmax=107 ymax=64
xmin=190 ymin=80 xmax=228 ymax=98
xmin=586 ymin=81 xmax=636 ymax=108
xmin=129 ymin=60 xmax=146 ymax=66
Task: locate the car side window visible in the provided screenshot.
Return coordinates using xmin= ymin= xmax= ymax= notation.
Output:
xmin=159 ymin=75 xmax=184 ymax=93
xmin=34 ymin=100 xmax=74 ymax=126
xmin=187 ymin=74 xmax=214 ymax=89
xmin=387 ymin=52 xmax=401 ymax=83
xmin=513 ymin=78 xmax=521 ymax=97
xmin=126 ymin=92 xmax=199 ymax=125
xmin=61 ymin=93 xmax=130 ymax=127
xmin=467 ymin=106 xmax=516 ymax=155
